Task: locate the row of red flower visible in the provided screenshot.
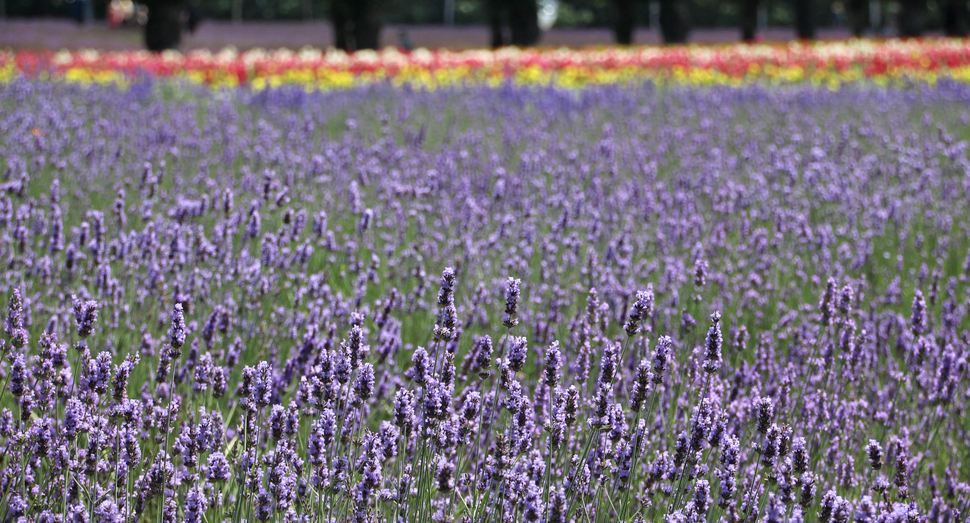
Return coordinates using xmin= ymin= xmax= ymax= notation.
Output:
xmin=4 ymin=39 xmax=970 ymax=87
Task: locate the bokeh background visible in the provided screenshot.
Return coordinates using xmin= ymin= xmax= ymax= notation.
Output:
xmin=0 ymin=0 xmax=967 ymax=51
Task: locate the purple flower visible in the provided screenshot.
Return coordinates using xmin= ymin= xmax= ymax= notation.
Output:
xmin=377 ymin=421 xmax=399 ymax=458
xmin=818 ymin=488 xmax=850 ymax=523
xmin=756 ymin=396 xmax=774 ymax=434
xmin=5 ymin=288 xmax=28 ymax=348
xmin=792 ymin=436 xmax=809 ymax=475
xmin=911 ymin=290 xmax=926 ymax=336
xmin=462 ymin=390 xmax=481 ymax=421
xmin=353 ymin=363 xmax=375 ymax=404
xmin=702 ymin=311 xmax=723 ymax=373
xmin=502 ymin=277 xmax=521 ymax=328
xmin=838 ymin=283 xmax=854 ymax=316
xmin=206 ymin=451 xmax=231 ymax=482
xmin=9 ymin=353 xmax=28 ymax=397
xmin=255 ymin=488 xmax=274 ymax=521
xmin=71 ymin=294 xmax=99 ymax=340
xmin=409 ymin=346 xmax=431 ymax=385
xmin=624 ymin=286 xmax=654 ymax=337
xmin=631 ymin=357 xmax=652 ymax=412
xmin=435 ymin=455 xmax=455 ymax=492
xmin=343 ymin=324 xmax=369 ymax=370
xmin=597 ymin=340 xmax=620 ymax=386
xmin=866 ymin=439 xmax=883 ymax=470
xmin=112 ymin=354 xmax=138 ymax=402
xmin=64 ymin=398 xmax=87 ymax=440
xmin=437 ymin=267 xmax=457 ymax=307
xmin=694 ymin=479 xmax=711 ymax=514
xmin=269 ymin=404 xmax=287 ymax=440
xmin=693 ymin=258 xmax=708 ymax=288
xmin=184 ymin=485 xmax=208 ymax=523
xmin=473 ymin=335 xmax=494 ymax=379
xmin=392 ymin=388 xmax=416 ymax=431
xmin=169 ymin=303 xmax=186 ymax=352
xmin=652 ymin=335 xmax=672 ymax=384
xmin=434 ymin=304 xmax=458 ymax=342
xmin=0 ymin=74 xmax=963 ymax=523
xmin=507 ymin=336 xmax=528 ymax=373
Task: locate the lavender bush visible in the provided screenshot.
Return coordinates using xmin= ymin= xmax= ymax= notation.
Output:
xmin=0 ymin=78 xmax=968 ymax=523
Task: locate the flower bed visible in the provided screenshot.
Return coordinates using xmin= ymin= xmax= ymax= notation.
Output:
xmin=6 ymin=39 xmax=970 ymax=89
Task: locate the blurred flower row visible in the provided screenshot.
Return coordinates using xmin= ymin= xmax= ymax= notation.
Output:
xmin=7 ymin=39 xmax=970 ymax=89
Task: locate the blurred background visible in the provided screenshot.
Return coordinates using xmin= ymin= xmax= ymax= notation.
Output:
xmin=0 ymin=0 xmax=967 ymax=52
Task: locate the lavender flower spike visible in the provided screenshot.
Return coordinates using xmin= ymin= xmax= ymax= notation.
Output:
xmin=911 ymin=290 xmax=926 ymax=336
xmin=169 ymin=303 xmax=187 ymax=356
xmin=5 ymin=289 xmax=29 ymax=349
xmin=624 ymin=285 xmax=654 ymax=337
xmin=702 ymin=311 xmax=723 ymax=373
xmin=502 ymin=277 xmax=521 ymax=329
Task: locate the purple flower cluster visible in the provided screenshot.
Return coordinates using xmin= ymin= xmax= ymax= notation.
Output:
xmin=0 ymin=78 xmax=967 ymax=523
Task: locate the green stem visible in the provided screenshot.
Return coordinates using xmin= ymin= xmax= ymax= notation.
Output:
xmin=669 ymin=373 xmax=712 ymax=513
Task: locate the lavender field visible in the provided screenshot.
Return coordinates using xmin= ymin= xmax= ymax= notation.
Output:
xmin=0 ymin=78 xmax=969 ymax=523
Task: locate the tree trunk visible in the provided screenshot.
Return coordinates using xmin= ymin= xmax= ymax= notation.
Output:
xmin=231 ymin=0 xmax=242 ymax=24
xmin=144 ymin=0 xmax=183 ymax=52
xmin=793 ymin=0 xmax=814 ymax=39
xmin=301 ymin=0 xmax=312 ymax=20
xmin=352 ymin=0 xmax=382 ymax=50
xmin=898 ymin=0 xmax=923 ymax=37
xmin=944 ymin=0 xmax=969 ymax=37
xmin=613 ymin=0 xmax=636 ymax=45
xmin=486 ymin=0 xmax=539 ymax=48
xmin=846 ymin=0 xmax=868 ymax=36
xmin=740 ymin=0 xmax=757 ymax=41
xmin=445 ymin=0 xmax=455 ymax=25
xmin=508 ymin=0 xmax=540 ymax=46
xmin=659 ymin=0 xmax=690 ymax=44
xmin=488 ymin=0 xmax=506 ymax=48
xmin=331 ymin=1 xmax=351 ymax=51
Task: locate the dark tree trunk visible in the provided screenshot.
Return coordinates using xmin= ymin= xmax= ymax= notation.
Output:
xmin=898 ymin=0 xmax=923 ymax=37
xmin=793 ymin=0 xmax=815 ymax=39
xmin=329 ymin=0 xmax=381 ymax=51
xmin=740 ymin=0 xmax=757 ymax=41
xmin=508 ymin=0 xmax=540 ymax=46
xmin=944 ymin=0 xmax=970 ymax=37
xmin=613 ymin=0 xmax=636 ymax=45
xmin=331 ymin=1 xmax=350 ymax=51
xmin=486 ymin=0 xmax=539 ymax=48
xmin=846 ymin=0 xmax=868 ymax=36
xmin=659 ymin=0 xmax=690 ymax=44
xmin=488 ymin=0 xmax=506 ymax=47
xmin=352 ymin=0 xmax=382 ymax=50
xmin=144 ymin=0 xmax=183 ymax=52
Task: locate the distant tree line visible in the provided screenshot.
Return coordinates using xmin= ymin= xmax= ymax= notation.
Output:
xmin=306 ymin=0 xmax=970 ymax=50
xmin=2 ymin=0 xmax=968 ymax=51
